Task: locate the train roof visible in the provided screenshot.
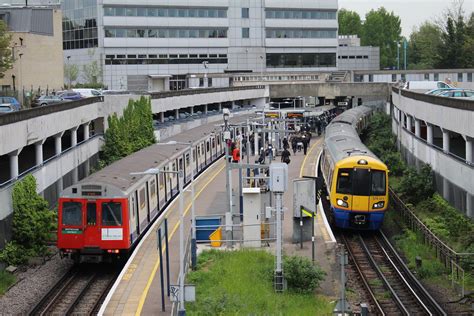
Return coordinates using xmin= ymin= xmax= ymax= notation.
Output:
xmin=325 ymin=106 xmax=380 ymax=163
xmin=78 ymin=113 xmax=256 ymax=193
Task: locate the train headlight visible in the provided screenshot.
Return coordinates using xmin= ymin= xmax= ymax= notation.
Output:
xmin=336 ymin=199 xmax=348 ymax=208
xmin=373 ymin=201 xmax=385 ymax=209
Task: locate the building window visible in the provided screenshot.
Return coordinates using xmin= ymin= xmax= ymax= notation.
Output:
xmin=266 ymin=28 xmax=337 ymax=38
xmin=434 ymin=73 xmax=439 ymax=81
xmin=103 ymin=6 xmax=227 ymax=18
xmin=199 ymin=78 xmax=204 ymax=87
xmin=266 ymin=53 xmax=336 ymax=68
xmin=62 ymin=0 xmax=98 ymax=50
xmin=424 ymin=73 xmax=429 ymax=80
xmin=242 ymin=28 xmax=249 ymax=38
xmin=208 ymin=78 xmax=212 ymax=87
xmin=105 ymin=28 xmax=228 ymax=38
xmin=369 ymin=74 xmax=374 ymax=82
xmin=392 ymin=74 xmax=397 ymax=82
xmin=458 ymin=73 xmax=463 ymax=82
xmin=468 ymin=73 xmax=473 ymax=82
xmin=265 ymin=9 xmax=336 ymax=20
xmin=242 ymin=8 xmax=249 ymax=18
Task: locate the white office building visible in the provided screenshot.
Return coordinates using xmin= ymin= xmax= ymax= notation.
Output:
xmin=62 ymin=0 xmax=339 ymax=91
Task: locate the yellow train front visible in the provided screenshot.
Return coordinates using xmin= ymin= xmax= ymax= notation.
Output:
xmin=321 ymin=106 xmax=389 ymax=230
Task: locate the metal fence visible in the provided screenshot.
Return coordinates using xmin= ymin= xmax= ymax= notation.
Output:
xmin=389 ymin=188 xmax=473 ymax=295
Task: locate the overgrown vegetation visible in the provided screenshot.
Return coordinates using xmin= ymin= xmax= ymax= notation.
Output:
xmin=0 ymin=175 xmax=56 ymax=266
xmin=0 ymin=270 xmax=15 ymax=295
xmin=186 ymin=250 xmax=332 ymax=315
xmin=102 ymin=96 xmax=156 ymax=165
xmin=364 ymin=112 xmax=474 ymax=266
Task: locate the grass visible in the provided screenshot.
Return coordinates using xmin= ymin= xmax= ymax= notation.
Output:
xmin=186 ymin=249 xmax=334 ymax=315
xmin=0 ymin=270 xmax=15 ymax=295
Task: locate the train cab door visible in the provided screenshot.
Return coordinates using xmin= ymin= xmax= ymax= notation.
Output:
xmin=84 ymin=201 xmax=100 ymax=247
xmin=351 ymin=168 xmax=371 ymax=213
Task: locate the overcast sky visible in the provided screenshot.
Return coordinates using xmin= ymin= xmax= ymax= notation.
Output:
xmin=338 ymin=0 xmax=474 ymax=37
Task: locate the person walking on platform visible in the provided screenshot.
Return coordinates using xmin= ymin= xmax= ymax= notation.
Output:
xmin=302 ymin=134 xmax=308 ymax=155
xmin=281 ymin=148 xmax=291 ymax=164
xmin=283 ymin=137 xmax=289 ymax=150
xmin=291 ymin=136 xmax=297 ymax=154
xmin=232 ymin=146 xmax=240 ymax=163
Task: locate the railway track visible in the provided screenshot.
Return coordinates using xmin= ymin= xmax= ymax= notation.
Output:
xmin=342 ymin=231 xmax=446 ymax=316
xmin=29 ymin=264 xmax=118 ymax=316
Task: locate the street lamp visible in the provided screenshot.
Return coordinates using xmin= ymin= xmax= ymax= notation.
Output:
xmin=66 ymin=55 xmax=71 ymax=89
xmin=223 ymin=108 xmax=233 ymax=248
xmin=202 ymin=61 xmax=209 ymax=88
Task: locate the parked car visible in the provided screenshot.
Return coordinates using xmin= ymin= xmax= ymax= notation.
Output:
xmin=425 ymin=88 xmax=460 ymax=95
xmin=58 ymin=91 xmax=82 ymax=100
xmin=34 ymin=95 xmax=69 ymax=107
xmin=0 ymin=104 xmax=17 ymax=114
xmin=72 ymin=88 xmax=103 ymax=98
xmin=437 ymin=89 xmax=474 ymax=99
xmin=403 ymin=81 xmax=454 ymax=92
xmin=0 ymin=96 xmax=21 ymax=111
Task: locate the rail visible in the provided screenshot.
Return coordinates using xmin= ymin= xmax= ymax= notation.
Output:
xmin=0 ymin=96 xmax=104 ymax=126
xmin=389 ymin=188 xmax=474 ymax=268
xmin=150 ymin=85 xmax=265 ymax=99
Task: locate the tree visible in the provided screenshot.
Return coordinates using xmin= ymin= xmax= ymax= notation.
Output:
xmin=461 ymin=13 xmax=474 ymax=68
xmin=408 ymin=22 xmax=443 ymax=69
xmin=82 ymin=60 xmax=101 ymax=85
xmin=361 ymin=7 xmax=402 ymax=69
xmin=102 ymin=96 xmax=156 ymax=164
xmin=64 ymin=63 xmax=79 ymax=88
xmin=0 ymin=20 xmax=12 ymax=78
xmin=338 ymin=9 xmax=362 ymax=37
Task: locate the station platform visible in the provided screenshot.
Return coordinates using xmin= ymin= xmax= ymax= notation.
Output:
xmin=100 ymin=136 xmax=337 ymax=315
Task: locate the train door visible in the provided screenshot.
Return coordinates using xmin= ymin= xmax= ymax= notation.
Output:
xmin=84 ymin=201 xmax=99 ymax=247
xmin=351 ymin=168 xmax=370 ymax=212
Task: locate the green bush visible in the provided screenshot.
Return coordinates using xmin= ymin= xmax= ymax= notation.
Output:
xmin=398 ymin=164 xmax=435 ymax=204
xmin=380 ymin=151 xmax=406 ymax=176
xmin=0 ymin=242 xmax=32 ymax=266
xmin=283 ymin=255 xmax=326 ymax=293
xmin=0 ymin=175 xmax=55 ymax=266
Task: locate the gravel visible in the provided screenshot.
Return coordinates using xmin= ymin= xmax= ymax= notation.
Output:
xmin=0 ymin=252 xmax=73 ymax=315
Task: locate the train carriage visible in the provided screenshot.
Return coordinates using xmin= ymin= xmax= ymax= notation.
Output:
xmin=321 ymin=106 xmax=389 ymax=230
xmin=58 ymin=130 xmax=224 ymax=263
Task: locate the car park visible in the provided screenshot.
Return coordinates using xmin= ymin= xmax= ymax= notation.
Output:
xmin=58 ymin=91 xmax=82 ymax=100
xmin=0 ymin=96 xmax=21 ymax=111
xmin=34 ymin=95 xmax=69 ymax=107
xmin=0 ymin=104 xmax=16 ymax=114
xmin=437 ymin=89 xmax=474 ymax=99
xmin=72 ymin=88 xmax=103 ymax=97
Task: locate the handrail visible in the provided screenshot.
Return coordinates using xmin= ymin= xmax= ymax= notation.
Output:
xmin=389 ymin=188 xmax=474 ymax=266
xmin=150 ymin=85 xmax=265 ymax=99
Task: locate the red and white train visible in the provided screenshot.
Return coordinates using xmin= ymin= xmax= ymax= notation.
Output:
xmin=57 ymin=127 xmax=225 ymax=263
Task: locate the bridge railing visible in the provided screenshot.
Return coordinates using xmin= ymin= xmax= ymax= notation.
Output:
xmin=389 ymin=188 xmax=474 ymax=270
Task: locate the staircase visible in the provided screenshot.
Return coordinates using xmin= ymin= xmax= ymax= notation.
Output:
xmin=326 ymin=71 xmax=348 ymax=83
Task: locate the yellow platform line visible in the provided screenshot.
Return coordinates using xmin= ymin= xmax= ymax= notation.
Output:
xmin=135 ymin=162 xmax=226 ymax=316
xmin=299 ymin=138 xmax=332 ymax=242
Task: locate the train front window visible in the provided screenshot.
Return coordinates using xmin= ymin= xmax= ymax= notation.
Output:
xmin=336 ymin=169 xmax=352 ymax=194
xmin=352 ymin=168 xmax=371 ymax=196
xmin=62 ymin=202 xmax=82 ymax=226
xmin=371 ymin=170 xmax=386 ymax=195
xmin=102 ymin=202 xmax=122 ymax=226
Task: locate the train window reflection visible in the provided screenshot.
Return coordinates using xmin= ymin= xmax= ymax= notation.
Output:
xmin=62 ymin=202 xmax=82 ymax=226
xmin=102 ymin=202 xmax=122 ymax=226
xmin=336 ymin=169 xmax=352 ymax=194
xmin=371 ymin=170 xmax=386 ymax=195
xmin=352 ymin=168 xmax=370 ymax=196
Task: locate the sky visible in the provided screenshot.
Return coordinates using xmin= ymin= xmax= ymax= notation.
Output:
xmin=338 ymin=0 xmax=474 ymax=37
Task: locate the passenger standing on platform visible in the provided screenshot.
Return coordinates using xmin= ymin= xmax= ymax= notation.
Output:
xmin=291 ymin=136 xmax=297 ymax=154
xmin=281 ymin=148 xmax=291 ymax=164
xmin=302 ymin=135 xmax=308 ymax=155
xmin=283 ymin=137 xmax=289 ymax=150
xmin=232 ymin=146 xmax=240 ymax=163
